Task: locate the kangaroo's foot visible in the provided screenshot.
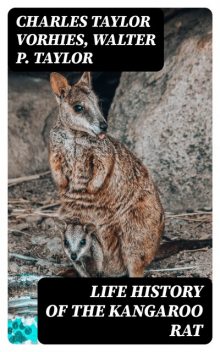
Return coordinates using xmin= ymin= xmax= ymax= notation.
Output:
xmin=127 ymin=260 xmax=145 ymax=278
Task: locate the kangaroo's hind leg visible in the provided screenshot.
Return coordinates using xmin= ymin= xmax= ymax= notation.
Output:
xmin=127 ymin=257 xmax=146 ymax=277
xmin=121 ymin=224 xmax=158 ymax=278
xmin=126 ymin=238 xmax=159 ymax=277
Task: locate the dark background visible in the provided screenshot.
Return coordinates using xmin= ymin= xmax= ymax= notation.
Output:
xmin=38 ymin=278 xmax=212 ymax=344
xmin=8 ymin=8 xmax=164 ymax=71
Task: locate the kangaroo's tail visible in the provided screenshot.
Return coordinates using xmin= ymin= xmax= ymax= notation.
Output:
xmin=155 ymin=238 xmax=212 ymax=261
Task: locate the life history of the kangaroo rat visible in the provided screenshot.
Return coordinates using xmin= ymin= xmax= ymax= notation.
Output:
xmin=7 ymin=7 xmax=212 ymax=345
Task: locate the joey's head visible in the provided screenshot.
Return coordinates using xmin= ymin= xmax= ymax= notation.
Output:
xmin=55 ymin=219 xmax=96 ymax=262
xmin=50 ymin=72 xmax=108 ymax=139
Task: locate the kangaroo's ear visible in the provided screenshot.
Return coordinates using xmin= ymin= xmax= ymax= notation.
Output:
xmin=83 ymin=223 xmax=96 ymax=235
xmin=77 ymin=72 xmax=91 ymax=88
xmin=50 ymin=72 xmax=70 ymax=97
xmin=71 ymin=218 xmax=81 ymax=225
xmin=54 ymin=218 xmax=68 ymax=233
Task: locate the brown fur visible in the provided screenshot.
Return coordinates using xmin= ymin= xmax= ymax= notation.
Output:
xmin=49 ymin=72 xmax=165 ymax=277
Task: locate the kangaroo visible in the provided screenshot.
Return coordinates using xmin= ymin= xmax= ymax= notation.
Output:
xmin=57 ymin=219 xmax=129 ymax=277
xmin=56 ymin=219 xmax=103 ymax=277
xmin=49 ymin=72 xmax=165 ymax=277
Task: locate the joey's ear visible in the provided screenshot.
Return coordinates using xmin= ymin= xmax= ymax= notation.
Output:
xmin=72 ymin=218 xmax=81 ymax=225
xmin=83 ymin=223 xmax=96 ymax=235
xmin=77 ymin=72 xmax=91 ymax=88
xmin=54 ymin=218 xmax=67 ymax=233
xmin=50 ymin=72 xmax=70 ymax=97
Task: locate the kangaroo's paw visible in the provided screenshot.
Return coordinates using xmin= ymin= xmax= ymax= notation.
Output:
xmin=87 ymin=176 xmax=104 ymax=193
xmin=50 ymin=154 xmax=69 ymax=190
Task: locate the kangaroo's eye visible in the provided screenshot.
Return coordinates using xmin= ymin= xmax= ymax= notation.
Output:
xmin=74 ymin=104 xmax=84 ymax=113
xmin=64 ymin=239 xmax=69 ymax=247
xmin=80 ymin=239 xmax=86 ymax=246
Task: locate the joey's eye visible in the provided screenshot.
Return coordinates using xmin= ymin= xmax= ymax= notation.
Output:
xmin=74 ymin=104 xmax=84 ymax=113
xmin=80 ymin=239 xmax=86 ymax=246
xmin=64 ymin=239 xmax=69 ymax=247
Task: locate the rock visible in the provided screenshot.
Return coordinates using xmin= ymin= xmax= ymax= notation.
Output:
xmin=46 ymin=237 xmax=62 ymax=256
xmin=9 ymin=262 xmax=19 ymax=273
xmin=108 ymin=9 xmax=212 ymax=212
xmin=25 ymin=215 xmax=43 ymax=224
xmin=8 ymin=74 xmax=57 ymax=178
xmin=42 ymin=217 xmax=56 ymax=229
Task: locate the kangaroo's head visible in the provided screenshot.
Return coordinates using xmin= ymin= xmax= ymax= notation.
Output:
xmin=56 ymin=219 xmax=96 ymax=262
xmin=50 ymin=72 xmax=108 ymax=139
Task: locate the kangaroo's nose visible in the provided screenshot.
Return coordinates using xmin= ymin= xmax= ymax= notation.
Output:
xmin=99 ymin=121 xmax=108 ymax=132
xmin=71 ymin=253 xmax=77 ymax=261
